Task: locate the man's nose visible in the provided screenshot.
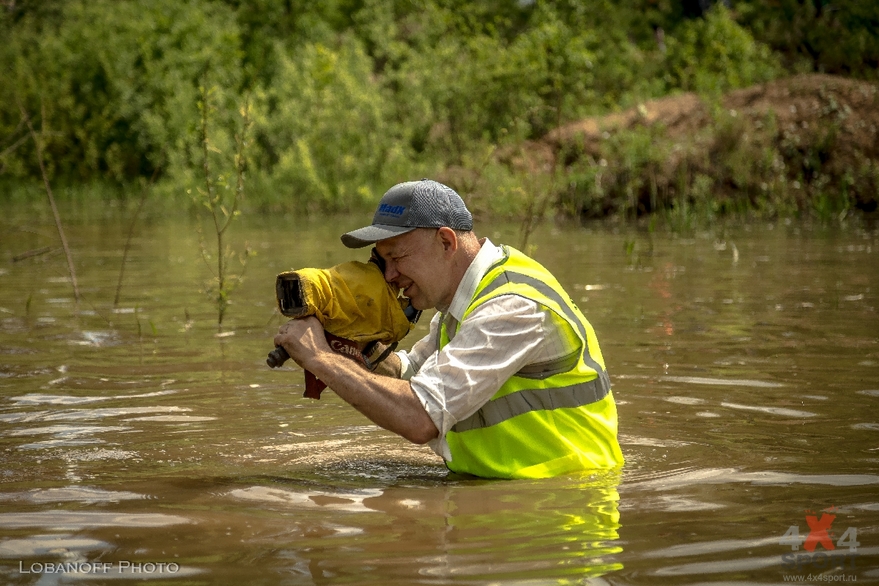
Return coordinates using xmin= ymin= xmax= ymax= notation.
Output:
xmin=383 ymin=259 xmax=399 ymax=283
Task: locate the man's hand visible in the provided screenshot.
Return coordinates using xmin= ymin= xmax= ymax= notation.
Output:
xmin=364 ymin=342 xmax=403 ymax=378
xmin=273 ymin=317 xmax=438 ymax=445
xmin=273 ymin=317 xmax=330 ymax=370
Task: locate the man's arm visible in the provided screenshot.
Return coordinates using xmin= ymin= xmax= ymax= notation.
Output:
xmin=274 ymin=317 xmax=439 ymax=445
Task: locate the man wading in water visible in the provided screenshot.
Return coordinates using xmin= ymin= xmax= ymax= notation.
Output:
xmin=274 ymin=179 xmax=624 ymax=479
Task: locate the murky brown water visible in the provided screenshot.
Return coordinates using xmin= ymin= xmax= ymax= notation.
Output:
xmin=1 ymin=201 xmax=877 ymax=585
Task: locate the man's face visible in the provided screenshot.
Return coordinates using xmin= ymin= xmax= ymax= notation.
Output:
xmin=375 ymin=228 xmax=451 ymax=311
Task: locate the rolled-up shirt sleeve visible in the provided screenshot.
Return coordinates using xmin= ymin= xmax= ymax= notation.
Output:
xmin=409 ymin=296 xmax=557 ymax=460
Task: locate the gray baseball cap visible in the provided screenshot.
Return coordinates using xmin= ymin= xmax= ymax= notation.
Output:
xmin=340 ymin=179 xmax=473 ymax=248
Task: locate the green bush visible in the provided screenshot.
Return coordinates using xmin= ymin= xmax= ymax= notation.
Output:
xmin=1 ymin=0 xmax=241 ymax=182
xmin=391 ymin=1 xmax=662 ymax=155
xmin=558 ymin=125 xmax=669 ymax=219
xmin=250 ymin=36 xmax=411 ymax=212
xmin=663 ymin=5 xmax=781 ymax=96
xmin=737 ymin=0 xmax=879 ymax=80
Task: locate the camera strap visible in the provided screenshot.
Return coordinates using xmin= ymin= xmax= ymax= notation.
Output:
xmin=303 ymin=332 xmax=368 ymax=399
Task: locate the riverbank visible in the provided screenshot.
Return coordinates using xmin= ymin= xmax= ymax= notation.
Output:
xmin=495 ymin=74 xmax=878 ymax=223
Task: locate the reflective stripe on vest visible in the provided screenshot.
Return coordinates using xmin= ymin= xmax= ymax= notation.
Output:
xmin=451 ymin=379 xmax=610 ymax=433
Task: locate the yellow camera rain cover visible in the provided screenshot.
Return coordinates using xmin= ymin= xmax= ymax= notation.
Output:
xmin=275 ymin=261 xmax=414 ymax=345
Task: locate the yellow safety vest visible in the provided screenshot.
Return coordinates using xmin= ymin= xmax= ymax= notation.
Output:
xmin=442 ymin=246 xmax=624 ymax=479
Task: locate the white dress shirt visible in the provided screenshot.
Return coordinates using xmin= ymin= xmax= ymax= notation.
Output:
xmin=398 ymin=239 xmax=577 ymax=461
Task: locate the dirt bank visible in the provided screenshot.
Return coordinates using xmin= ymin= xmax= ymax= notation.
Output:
xmin=529 ymin=74 xmax=879 ymax=218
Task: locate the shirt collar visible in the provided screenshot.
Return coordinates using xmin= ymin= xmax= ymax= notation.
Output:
xmin=445 ymin=238 xmax=502 ymax=323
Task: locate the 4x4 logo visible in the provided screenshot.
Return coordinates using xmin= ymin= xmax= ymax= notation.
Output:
xmin=779 ymin=507 xmax=860 ymax=571
xmin=780 ymin=506 xmax=859 ymax=552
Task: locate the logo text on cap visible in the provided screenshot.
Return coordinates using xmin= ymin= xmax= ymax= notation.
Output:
xmin=378 ymin=204 xmax=406 ymax=217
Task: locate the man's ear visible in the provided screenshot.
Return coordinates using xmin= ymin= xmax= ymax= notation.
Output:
xmin=436 ymin=227 xmax=459 ymax=254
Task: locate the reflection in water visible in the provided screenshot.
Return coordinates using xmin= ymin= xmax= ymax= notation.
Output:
xmin=227 ymin=472 xmax=624 ymax=584
xmin=0 ymin=534 xmax=113 ymax=559
xmin=656 ymin=376 xmax=784 ymax=388
xmin=229 ymin=485 xmax=381 ymax=512
xmin=625 ymin=466 xmax=879 ymax=491
xmin=0 ymin=487 xmax=145 ymax=504
xmin=719 ymin=402 xmax=816 ymax=418
xmin=0 ymin=511 xmax=190 ymax=529
xmin=7 ymin=391 xmax=178 ymax=406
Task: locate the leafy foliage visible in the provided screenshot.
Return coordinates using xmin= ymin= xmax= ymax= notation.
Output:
xmin=737 ymin=0 xmax=879 ymax=80
xmin=1 ymin=0 xmax=241 ymax=181
xmin=662 ymin=5 xmax=780 ymax=95
xmin=1 ymin=0 xmax=876 ymax=218
xmin=250 ymin=36 xmax=405 ymax=211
